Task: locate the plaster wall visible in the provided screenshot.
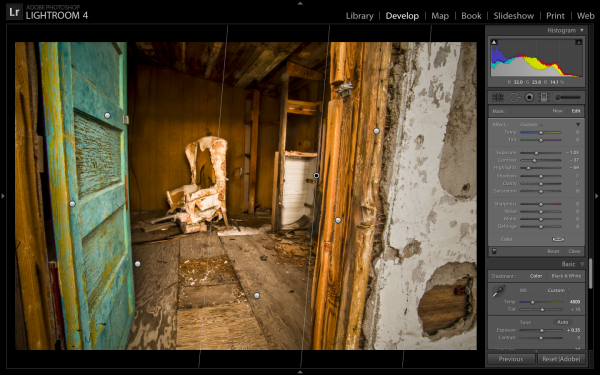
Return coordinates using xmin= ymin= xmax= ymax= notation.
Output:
xmin=363 ymin=42 xmax=478 ymax=350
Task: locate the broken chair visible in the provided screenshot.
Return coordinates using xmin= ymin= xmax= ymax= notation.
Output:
xmin=164 ymin=136 xmax=229 ymax=233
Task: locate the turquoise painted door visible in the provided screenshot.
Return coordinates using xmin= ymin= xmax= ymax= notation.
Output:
xmin=40 ymin=42 xmax=134 ymax=350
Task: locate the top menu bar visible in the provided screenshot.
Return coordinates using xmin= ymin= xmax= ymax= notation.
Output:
xmin=344 ymin=11 xmax=596 ymax=23
xmin=5 ymin=3 xmax=597 ymax=24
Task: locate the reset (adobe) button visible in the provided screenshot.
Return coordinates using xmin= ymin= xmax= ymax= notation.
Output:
xmin=488 ymin=354 xmax=536 ymax=365
xmin=538 ymin=354 xmax=585 ymax=365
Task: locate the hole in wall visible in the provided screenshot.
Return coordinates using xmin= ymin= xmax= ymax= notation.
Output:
xmin=417 ymin=261 xmax=477 ymax=341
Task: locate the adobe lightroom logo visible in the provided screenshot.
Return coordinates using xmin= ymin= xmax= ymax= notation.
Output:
xmin=7 ymin=4 xmax=23 ymax=20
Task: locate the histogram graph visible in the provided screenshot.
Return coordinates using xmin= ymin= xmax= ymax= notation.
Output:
xmin=490 ymin=39 xmax=583 ymax=78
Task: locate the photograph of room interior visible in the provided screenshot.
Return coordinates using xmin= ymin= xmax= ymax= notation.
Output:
xmin=15 ymin=41 xmax=476 ymax=351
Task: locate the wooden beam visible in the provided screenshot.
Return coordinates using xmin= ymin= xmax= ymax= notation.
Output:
xmin=16 ymin=42 xmax=55 ymax=350
xmin=271 ymin=151 xmax=279 ymax=230
xmin=311 ymin=99 xmax=343 ymax=350
xmin=235 ymin=49 xmax=291 ymax=89
xmin=287 ymin=100 xmax=322 ymax=116
xmin=204 ymin=42 xmax=223 ymax=79
xmin=275 ymin=73 xmax=289 ymax=232
xmin=342 ymin=42 xmax=392 ymax=350
xmin=287 ymin=61 xmax=324 ymax=80
xmin=330 ymin=42 xmax=347 ymax=85
xmin=287 ymin=108 xmax=318 ymax=116
xmin=249 ymin=90 xmax=260 ymax=214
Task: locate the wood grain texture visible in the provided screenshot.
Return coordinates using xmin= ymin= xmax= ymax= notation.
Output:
xmin=223 ymin=235 xmax=312 ymax=350
xmin=276 ymin=80 xmax=289 ymax=232
xmin=126 ymin=240 xmax=179 ymax=350
xmin=179 ymin=231 xmax=226 ymax=260
xmin=287 ymin=61 xmax=324 ymax=81
xmin=178 ymin=284 xmax=243 ymax=309
xmin=330 ymin=42 xmax=347 ymax=85
xmin=249 ymin=90 xmax=260 ymax=214
xmin=342 ymin=43 xmax=391 ymax=349
xmin=228 ymin=87 xmax=246 ymax=214
xmin=256 ymin=95 xmax=280 ymax=210
xmin=182 ymin=74 xmax=196 ymax=185
xmin=82 ymin=207 xmax=125 ymax=314
xmin=176 ymin=304 xmax=269 ymax=350
xmin=18 ymin=42 xmax=55 ymax=350
xmin=155 ymin=68 xmax=171 ymax=210
xmin=15 ymin=252 xmax=29 ymax=349
xmin=169 ymin=69 xmax=184 ymax=193
xmin=74 ymin=114 xmax=122 ymax=199
xmin=311 ymin=98 xmax=343 ymax=350
xmin=71 ymin=42 xmax=121 ymax=105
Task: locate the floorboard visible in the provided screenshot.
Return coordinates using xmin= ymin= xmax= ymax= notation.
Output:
xmin=176 ymin=303 xmax=270 ymax=350
xmin=178 ymin=284 xmax=244 ymax=309
xmin=222 ymin=235 xmax=313 ymax=350
xmin=125 ymin=240 xmax=179 ymax=350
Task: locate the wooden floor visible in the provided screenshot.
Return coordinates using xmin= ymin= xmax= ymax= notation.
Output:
xmin=125 ymin=238 xmax=179 ymax=349
xmin=222 ymin=234 xmax=314 ymax=350
xmin=125 ymin=211 xmax=314 ymax=350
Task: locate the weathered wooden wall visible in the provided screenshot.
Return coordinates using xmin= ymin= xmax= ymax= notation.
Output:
xmin=15 ymin=42 xmax=56 ymax=350
xmin=128 ymin=65 xmax=280 ymax=214
xmin=255 ymin=95 xmax=280 ymax=210
xmin=311 ymin=42 xmax=391 ymax=350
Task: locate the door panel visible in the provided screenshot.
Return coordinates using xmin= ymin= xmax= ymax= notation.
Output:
xmin=40 ymin=42 xmax=133 ymax=350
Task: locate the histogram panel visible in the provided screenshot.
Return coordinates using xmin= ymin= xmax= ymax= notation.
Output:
xmin=490 ymin=39 xmax=583 ymax=78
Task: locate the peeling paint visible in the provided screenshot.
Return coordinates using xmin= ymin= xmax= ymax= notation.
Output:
xmin=363 ymin=42 xmax=476 ymax=351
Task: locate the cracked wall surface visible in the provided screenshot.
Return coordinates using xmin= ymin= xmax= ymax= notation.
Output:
xmin=363 ymin=42 xmax=477 ymax=350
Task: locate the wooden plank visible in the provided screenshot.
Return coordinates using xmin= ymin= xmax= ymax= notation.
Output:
xmin=287 ymin=107 xmax=318 ymax=116
xmin=330 ymin=42 xmax=347 ymax=85
xmin=125 ymin=240 xmax=179 ymax=350
xmin=177 ymin=284 xmax=244 ymax=309
xmin=15 ymin=252 xmax=28 ymax=350
xmin=136 ymin=65 xmax=153 ymax=211
xmin=192 ymin=70 xmax=203 ymax=184
xmin=235 ymin=48 xmax=292 ymax=89
xmin=285 ymin=151 xmax=318 ymax=157
xmin=220 ymin=86 xmax=234 ymax=213
xmin=169 ymin=70 xmax=184 ymax=197
xmin=230 ymin=45 xmax=268 ymax=87
xmin=249 ymin=90 xmax=260 ymax=214
xmin=255 ymin=95 xmax=280 ymax=210
xmin=223 ymin=236 xmax=311 ymax=350
xmin=18 ymin=42 xmax=54 ymax=349
xmin=276 ymin=78 xmax=289 ymax=233
xmin=311 ymin=99 xmax=343 ymax=350
xmin=155 ymin=68 xmax=171 ymax=209
xmin=142 ymin=221 xmax=177 ymax=232
xmin=288 ymin=100 xmax=323 ymax=108
xmin=196 ymin=75 xmax=209 ymax=183
xmin=322 ymin=43 xmax=365 ymax=350
xmin=229 ymin=87 xmax=246 ymax=213
xmin=179 ymin=232 xmax=225 ymax=260
xmin=287 ymin=61 xmax=324 ymax=81
xmin=271 ymin=151 xmax=279 ymax=229
xmin=204 ymin=42 xmax=223 ymax=79
xmin=176 ymin=304 xmax=270 ymax=350
xmin=182 ymin=72 xmax=196 ymax=185
xmin=342 ymin=42 xmax=391 ymax=350
xmin=73 ymin=114 xmax=122 ymax=199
